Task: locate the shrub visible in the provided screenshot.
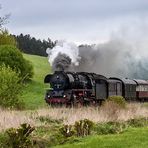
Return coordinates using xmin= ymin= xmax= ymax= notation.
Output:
xmin=94 ymin=122 xmax=127 ymax=135
xmin=0 ymin=45 xmax=33 ymax=81
xmin=74 ymin=119 xmax=94 ymax=137
xmin=6 ymin=123 xmax=35 ymax=148
xmin=0 ymin=30 xmax=17 ymax=47
xmin=0 ymin=65 xmax=24 ymax=109
xmin=107 ymin=96 xmax=126 ymax=108
xmin=60 ymin=125 xmax=75 ymax=138
xmin=0 ymin=133 xmax=8 ymax=148
xmin=126 ymin=117 xmax=148 ymax=127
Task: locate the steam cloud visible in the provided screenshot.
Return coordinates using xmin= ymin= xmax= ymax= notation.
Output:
xmin=46 ymin=41 xmax=80 ymax=71
xmin=46 ymin=25 xmax=148 ymax=79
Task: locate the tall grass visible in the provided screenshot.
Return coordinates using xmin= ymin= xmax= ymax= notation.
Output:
xmin=37 ymin=103 xmax=148 ymax=124
xmin=0 ymin=103 xmax=147 ymax=131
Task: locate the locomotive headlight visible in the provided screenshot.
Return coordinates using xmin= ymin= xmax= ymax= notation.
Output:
xmin=47 ymin=95 xmax=50 ymax=98
xmin=63 ymin=95 xmax=66 ymax=98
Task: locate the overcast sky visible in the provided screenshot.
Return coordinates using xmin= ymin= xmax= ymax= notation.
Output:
xmin=1 ymin=0 xmax=148 ymax=44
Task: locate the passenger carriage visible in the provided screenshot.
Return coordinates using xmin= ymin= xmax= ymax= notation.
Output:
xmin=134 ymin=79 xmax=148 ymax=101
xmin=109 ymin=78 xmax=137 ymax=101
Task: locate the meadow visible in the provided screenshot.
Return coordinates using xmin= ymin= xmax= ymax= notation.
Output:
xmin=0 ymin=53 xmax=147 ymax=147
xmin=21 ymin=54 xmax=51 ymax=109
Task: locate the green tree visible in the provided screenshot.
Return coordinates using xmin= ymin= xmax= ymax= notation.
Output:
xmin=14 ymin=33 xmax=55 ymax=56
xmin=0 ymin=45 xmax=33 ymax=80
xmin=0 ymin=65 xmax=24 ymax=109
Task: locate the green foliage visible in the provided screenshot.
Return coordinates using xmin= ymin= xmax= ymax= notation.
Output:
xmin=14 ymin=33 xmax=55 ymax=56
xmin=0 ymin=30 xmax=17 ymax=46
xmin=6 ymin=123 xmax=35 ymax=148
xmin=0 ymin=132 xmax=8 ymax=148
xmin=32 ymin=119 xmax=93 ymax=147
xmin=0 ymin=118 xmax=147 ymax=148
xmin=126 ymin=117 xmax=148 ymax=127
xmin=106 ymin=96 xmax=126 ymax=108
xmin=60 ymin=125 xmax=75 ymax=138
xmin=94 ymin=122 xmax=127 ymax=135
xmin=56 ymin=127 xmax=148 ymax=148
xmin=74 ymin=119 xmax=94 ymax=137
xmin=0 ymin=65 xmax=24 ymax=109
xmin=0 ymin=45 xmax=33 ymax=80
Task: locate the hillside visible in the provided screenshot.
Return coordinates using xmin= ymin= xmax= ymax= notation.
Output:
xmin=22 ymin=54 xmax=51 ymax=109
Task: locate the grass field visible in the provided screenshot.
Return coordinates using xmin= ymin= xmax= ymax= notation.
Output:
xmin=55 ymin=127 xmax=148 ymax=148
xmin=22 ymin=54 xmax=51 ymax=109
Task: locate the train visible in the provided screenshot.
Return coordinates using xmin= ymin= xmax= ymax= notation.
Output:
xmin=44 ymin=71 xmax=148 ymax=106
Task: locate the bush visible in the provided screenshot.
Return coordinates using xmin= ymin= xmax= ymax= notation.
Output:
xmin=74 ymin=119 xmax=94 ymax=137
xmin=126 ymin=117 xmax=148 ymax=127
xmin=60 ymin=125 xmax=75 ymax=138
xmin=94 ymin=122 xmax=127 ymax=135
xmin=0 ymin=65 xmax=24 ymax=109
xmin=6 ymin=123 xmax=35 ymax=148
xmin=107 ymin=96 xmax=126 ymax=108
xmin=0 ymin=45 xmax=33 ymax=80
xmin=0 ymin=30 xmax=17 ymax=47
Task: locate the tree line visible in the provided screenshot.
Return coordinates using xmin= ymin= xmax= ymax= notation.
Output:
xmin=13 ymin=34 xmax=56 ymax=57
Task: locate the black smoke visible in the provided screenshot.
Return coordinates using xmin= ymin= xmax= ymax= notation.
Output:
xmin=52 ymin=53 xmax=72 ymax=71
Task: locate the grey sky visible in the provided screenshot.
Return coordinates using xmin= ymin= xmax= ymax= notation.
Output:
xmin=1 ymin=0 xmax=148 ymax=44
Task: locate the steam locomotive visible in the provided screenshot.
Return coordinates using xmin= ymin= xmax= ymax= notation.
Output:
xmin=44 ymin=71 xmax=148 ymax=106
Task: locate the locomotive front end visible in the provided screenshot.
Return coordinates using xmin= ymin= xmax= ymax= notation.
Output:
xmin=44 ymin=71 xmax=71 ymax=104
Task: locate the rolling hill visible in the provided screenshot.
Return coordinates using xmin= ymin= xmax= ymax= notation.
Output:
xmin=22 ymin=54 xmax=51 ymax=109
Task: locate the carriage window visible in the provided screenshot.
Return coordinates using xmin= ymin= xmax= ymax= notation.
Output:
xmin=109 ymin=83 xmax=114 ymax=91
xmin=117 ymin=82 xmax=121 ymax=91
xmin=127 ymin=85 xmax=132 ymax=92
xmin=109 ymin=84 xmax=112 ymax=91
xmin=143 ymin=85 xmax=147 ymax=91
xmin=141 ymin=85 xmax=144 ymax=91
xmin=109 ymin=83 xmax=117 ymax=92
xmin=126 ymin=85 xmax=129 ymax=91
xmin=130 ymin=85 xmax=133 ymax=92
xmin=146 ymin=85 xmax=148 ymax=91
xmin=114 ymin=84 xmax=116 ymax=91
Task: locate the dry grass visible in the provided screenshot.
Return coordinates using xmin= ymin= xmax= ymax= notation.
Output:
xmin=0 ymin=103 xmax=147 ymax=131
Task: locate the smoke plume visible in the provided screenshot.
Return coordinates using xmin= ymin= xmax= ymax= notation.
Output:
xmin=75 ymin=25 xmax=148 ymax=79
xmin=47 ymin=25 xmax=148 ymax=79
xmin=76 ymin=40 xmax=148 ymax=79
xmin=52 ymin=53 xmax=71 ymax=71
xmin=46 ymin=41 xmax=80 ymax=71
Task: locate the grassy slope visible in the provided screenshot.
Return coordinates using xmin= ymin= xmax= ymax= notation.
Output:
xmin=55 ymin=127 xmax=148 ymax=148
xmin=22 ymin=54 xmax=51 ymax=109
